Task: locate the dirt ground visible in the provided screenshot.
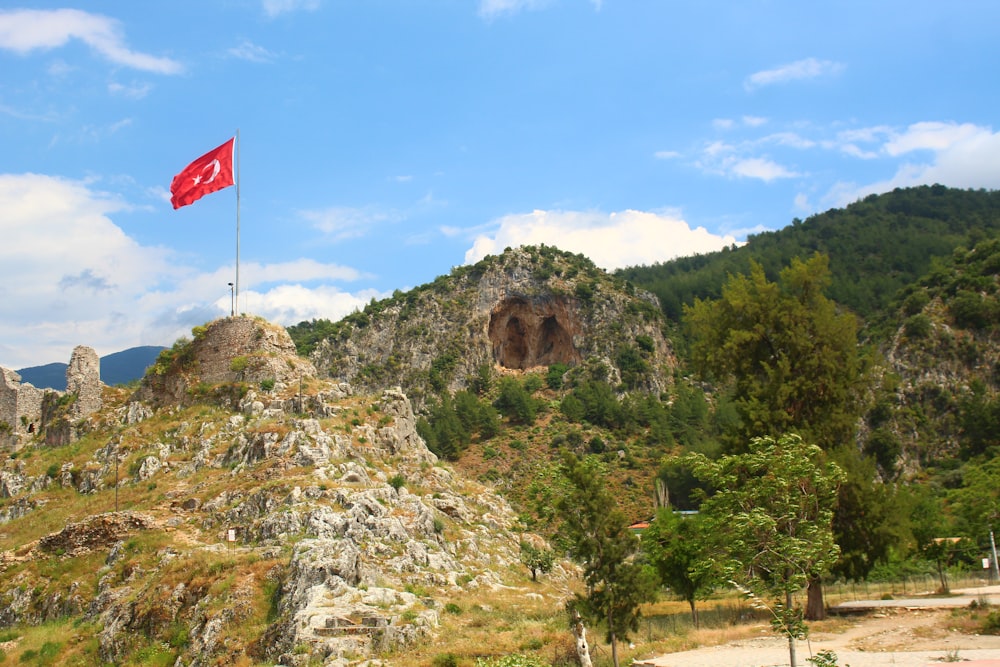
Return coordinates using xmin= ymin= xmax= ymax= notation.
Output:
xmin=639 ymin=605 xmax=1000 ymax=667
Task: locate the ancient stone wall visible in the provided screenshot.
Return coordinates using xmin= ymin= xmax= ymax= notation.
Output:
xmin=0 ymin=368 xmax=48 ymax=450
xmin=67 ymin=346 xmax=102 ymax=419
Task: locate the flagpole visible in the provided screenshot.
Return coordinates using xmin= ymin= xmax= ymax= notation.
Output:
xmin=235 ymin=128 xmax=241 ymax=316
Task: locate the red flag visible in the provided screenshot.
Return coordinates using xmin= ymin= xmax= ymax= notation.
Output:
xmin=170 ymin=138 xmax=235 ymax=209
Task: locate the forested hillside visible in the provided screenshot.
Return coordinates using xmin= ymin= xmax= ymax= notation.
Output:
xmin=617 ymin=185 xmax=1000 ymax=325
xmin=286 ymin=184 xmax=1000 ymax=648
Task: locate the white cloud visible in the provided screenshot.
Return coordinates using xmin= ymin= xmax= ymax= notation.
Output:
xmin=744 ymin=57 xmax=844 ymax=91
xmin=654 ymin=150 xmax=681 ymax=160
xmin=235 ymin=284 xmax=384 ymax=328
xmin=108 ymin=81 xmax=152 ymax=99
xmin=463 ymin=209 xmax=739 ymax=271
xmin=823 ymin=122 xmax=1000 ymax=208
xmin=478 ymin=0 xmax=549 ymax=18
xmin=228 ymin=40 xmax=278 ymax=63
xmin=0 ymin=9 xmax=182 ymax=74
xmin=299 ymin=206 xmax=400 ymax=241
xmin=743 ymin=116 xmax=768 ymax=127
xmin=262 ymin=0 xmax=321 ymax=18
xmin=884 ymin=121 xmax=984 ymax=156
xmin=760 ymin=132 xmax=814 ymax=150
xmin=729 ymin=157 xmax=800 ymax=181
xmin=0 ymin=173 xmax=376 ymax=368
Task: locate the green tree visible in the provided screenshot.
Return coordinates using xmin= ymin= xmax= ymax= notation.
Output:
xmin=684 ymin=254 xmax=870 ymax=453
xmin=519 ymin=541 xmax=555 ymax=582
xmin=950 ymin=457 xmax=1000 ymax=544
xmin=684 ymin=254 xmax=875 ymax=617
xmin=642 ymin=509 xmax=718 ymax=626
xmin=556 ymin=453 xmax=658 ymax=667
xmin=685 ymin=434 xmax=844 ymax=667
xmin=494 ymin=377 xmax=538 ymax=425
xmin=829 ymin=447 xmax=910 ymax=585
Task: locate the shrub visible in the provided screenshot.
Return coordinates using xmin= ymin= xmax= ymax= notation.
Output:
xmin=389 ymin=474 xmax=406 ymax=490
xmin=981 ymin=610 xmax=1000 ymax=635
xmin=433 ymin=654 xmax=459 ymax=667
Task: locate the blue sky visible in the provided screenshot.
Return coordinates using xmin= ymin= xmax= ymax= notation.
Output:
xmin=2 ymin=1 xmax=999 ymax=369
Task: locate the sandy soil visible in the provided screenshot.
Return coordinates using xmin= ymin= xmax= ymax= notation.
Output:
xmin=639 ymin=606 xmax=1000 ymax=667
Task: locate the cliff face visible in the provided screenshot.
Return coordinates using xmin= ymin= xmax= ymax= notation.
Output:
xmin=311 ymin=245 xmax=677 ymax=405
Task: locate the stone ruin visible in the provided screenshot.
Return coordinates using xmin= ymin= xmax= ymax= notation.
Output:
xmin=0 ymin=345 xmax=103 ymax=451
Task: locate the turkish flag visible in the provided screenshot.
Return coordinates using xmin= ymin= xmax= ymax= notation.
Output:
xmin=170 ymin=138 xmax=235 ymax=209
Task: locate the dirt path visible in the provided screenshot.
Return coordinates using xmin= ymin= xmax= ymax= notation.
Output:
xmin=639 ymin=603 xmax=1000 ymax=667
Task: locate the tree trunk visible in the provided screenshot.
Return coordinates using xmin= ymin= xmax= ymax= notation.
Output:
xmin=688 ymin=598 xmax=699 ymax=628
xmin=570 ymin=607 xmax=593 ymax=667
xmin=609 ymin=608 xmax=620 ymax=667
xmin=786 ymin=589 xmax=797 ymax=667
xmin=805 ymin=575 xmax=826 ymax=621
xmin=936 ymin=560 xmax=950 ymax=594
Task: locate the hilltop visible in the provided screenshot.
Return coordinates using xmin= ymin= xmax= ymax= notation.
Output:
xmin=0 ymin=317 xmax=571 ymax=665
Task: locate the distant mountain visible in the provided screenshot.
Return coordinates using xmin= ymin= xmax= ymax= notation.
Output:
xmin=17 ymin=345 xmax=166 ymax=390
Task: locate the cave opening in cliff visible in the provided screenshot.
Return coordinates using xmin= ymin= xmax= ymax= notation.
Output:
xmin=489 ymin=297 xmax=581 ymax=370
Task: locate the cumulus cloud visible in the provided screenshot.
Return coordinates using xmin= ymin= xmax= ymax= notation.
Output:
xmin=0 ymin=8 xmax=182 ymax=74
xmin=0 ymin=174 xmax=376 ymax=368
xmin=823 ymin=122 xmax=1000 ymax=207
xmin=744 ymin=57 xmax=844 ymax=91
xmin=235 ymin=283 xmax=384 ymax=328
xmin=463 ymin=209 xmax=740 ymax=271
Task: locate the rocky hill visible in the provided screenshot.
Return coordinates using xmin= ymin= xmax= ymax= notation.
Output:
xmin=307 ymin=245 xmax=677 ymax=407
xmin=0 ymin=318 xmax=569 ymax=666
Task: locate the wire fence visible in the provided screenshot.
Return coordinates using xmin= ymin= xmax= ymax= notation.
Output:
xmin=639 ymin=568 xmax=998 ymax=643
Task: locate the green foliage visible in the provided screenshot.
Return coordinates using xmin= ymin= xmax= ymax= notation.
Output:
xmin=546 ymin=363 xmax=570 ymax=390
xmin=474 ymin=655 xmax=549 ymax=667
xmin=685 ymin=254 xmax=872 ymax=453
xmin=556 ymin=452 xmax=659 ymax=667
xmin=616 ymin=344 xmax=650 ymax=390
xmin=686 ymin=434 xmax=844 ymax=664
xmin=642 ymin=509 xmax=718 ymax=625
xmin=618 ymin=185 xmax=1000 ymax=325
xmin=388 ymin=474 xmax=406 ymax=490
xmin=980 ymin=610 xmax=1000 ymax=635
xmin=519 ymin=541 xmax=555 ymax=581
xmin=494 ymin=378 xmax=539 ymax=425
xmin=429 ymin=349 xmax=461 ymax=392
xmin=432 ymin=653 xmax=459 ymax=667
xmin=260 ymin=378 xmax=276 ymax=392
xmin=229 ymin=356 xmax=249 ymax=373
xmin=806 ymin=649 xmax=845 ymax=667
xmin=903 ymin=313 xmax=932 ymax=339
xmin=829 ymin=447 xmax=909 ymax=582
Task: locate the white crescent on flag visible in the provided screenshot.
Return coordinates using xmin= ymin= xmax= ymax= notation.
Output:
xmin=170 ymin=137 xmax=236 ymax=209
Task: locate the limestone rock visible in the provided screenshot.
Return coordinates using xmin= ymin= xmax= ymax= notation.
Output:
xmin=311 ymin=245 xmax=676 ymax=405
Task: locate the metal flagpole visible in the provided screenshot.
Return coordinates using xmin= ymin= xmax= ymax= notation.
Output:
xmin=235 ymin=128 xmax=241 ymax=316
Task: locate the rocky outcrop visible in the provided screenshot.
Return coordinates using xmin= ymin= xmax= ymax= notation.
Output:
xmin=0 ymin=375 xmax=539 ymax=665
xmin=133 ymin=316 xmax=318 ymax=407
xmin=311 ymin=245 xmax=676 ymax=404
